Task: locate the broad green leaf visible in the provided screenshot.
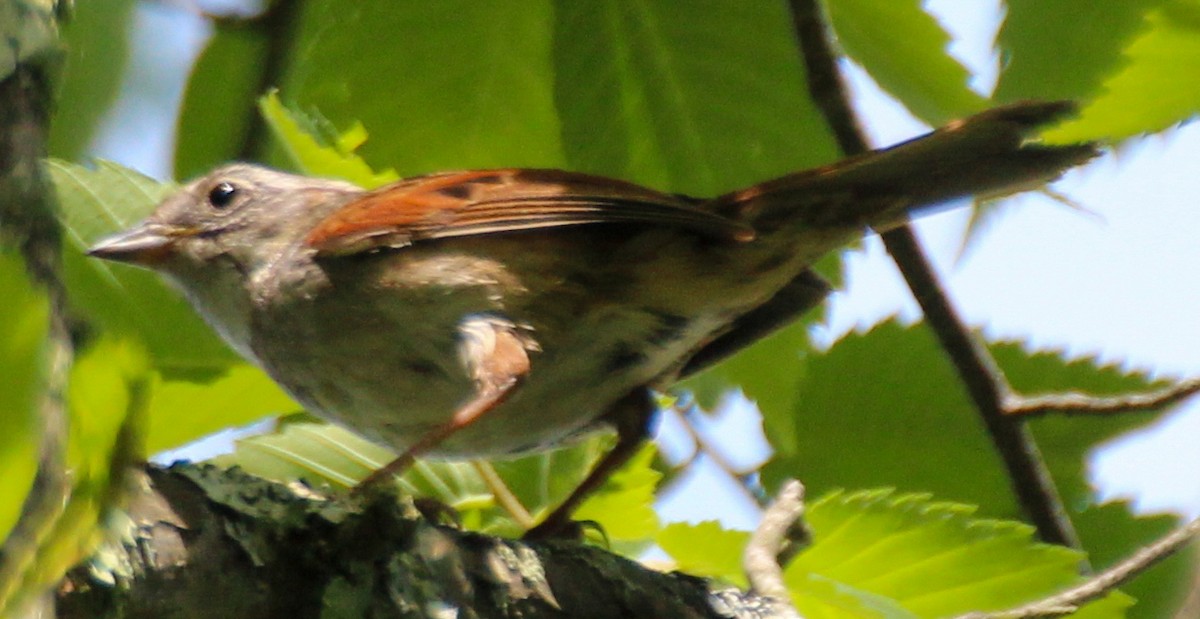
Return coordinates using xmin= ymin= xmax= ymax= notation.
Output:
xmin=48 ymin=159 xmax=239 ymax=375
xmin=573 ymin=444 xmax=660 ymax=544
xmin=657 ymin=520 xmax=749 ymax=587
xmin=49 ymin=0 xmax=135 ymax=160
xmin=174 ymin=22 xmax=271 ymax=180
xmin=0 ymin=252 xmax=47 ymax=542
xmin=281 ymin=1 xmax=563 ymax=174
xmin=219 ymin=417 xmax=659 ymax=543
xmin=761 ymin=320 xmax=1186 ymax=616
xmin=553 ymin=0 xmax=838 ymax=196
xmin=1044 ymin=2 xmax=1200 ymax=143
xmin=214 ymin=417 xmax=397 ymax=488
xmin=661 ymin=492 xmax=1130 ymax=618
xmin=1073 ymin=502 xmax=1192 ymax=619
xmin=825 ymin=0 xmax=986 ymax=124
xmin=258 ymin=92 xmax=398 ymax=188
xmin=145 ymin=364 xmax=298 ymax=455
xmin=66 ymin=338 xmax=150 ymax=493
xmin=995 ymin=0 xmax=1164 ymax=102
xmin=762 ymin=320 xmax=1165 ymax=514
xmin=789 ymin=491 xmax=1130 ymax=618
xmin=682 ymin=320 xmax=813 ymax=447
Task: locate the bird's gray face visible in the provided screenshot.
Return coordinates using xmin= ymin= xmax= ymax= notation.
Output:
xmin=88 ymin=163 xmax=365 ymax=358
xmin=89 ymin=163 xmax=363 ymax=276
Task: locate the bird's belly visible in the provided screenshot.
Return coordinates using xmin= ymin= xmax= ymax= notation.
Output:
xmin=252 ymin=292 xmax=723 ymax=458
xmin=247 ymin=234 xmax=775 ymax=459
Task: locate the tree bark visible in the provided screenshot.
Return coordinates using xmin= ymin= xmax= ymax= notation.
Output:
xmin=56 ymin=465 xmax=794 ymax=619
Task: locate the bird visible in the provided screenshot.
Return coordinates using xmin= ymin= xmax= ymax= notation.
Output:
xmin=88 ymin=101 xmax=1097 ymax=537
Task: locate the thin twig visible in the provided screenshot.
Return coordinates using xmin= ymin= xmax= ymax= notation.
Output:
xmin=674 ymin=404 xmax=768 ymax=508
xmin=744 ymin=480 xmax=806 ymax=606
xmin=955 ymin=516 xmax=1200 ymax=618
xmin=471 ymin=460 xmax=535 ymax=529
xmin=785 ymin=0 xmax=1080 ymax=548
xmin=1005 ymin=377 xmax=1200 ymax=418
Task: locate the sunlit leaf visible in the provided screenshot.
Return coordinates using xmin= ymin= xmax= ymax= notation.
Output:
xmin=0 ymin=252 xmax=47 ymax=542
xmin=258 ymin=92 xmax=398 ymax=188
xmin=146 ymin=364 xmax=298 ymax=455
xmin=574 ymin=445 xmax=660 ymax=544
xmin=788 ymin=491 xmax=1130 ymax=618
xmin=657 ymin=520 xmax=748 ymax=587
xmin=661 ymin=491 xmax=1131 ymax=618
xmin=995 ymin=0 xmax=1163 ymax=102
xmin=762 ymin=320 xmax=1186 ymax=616
xmin=1043 ymin=2 xmax=1200 ymax=143
xmin=0 ymin=338 xmax=151 ymax=616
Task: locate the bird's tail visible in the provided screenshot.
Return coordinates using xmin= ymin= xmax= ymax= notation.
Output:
xmin=716 ymin=101 xmax=1099 ymax=233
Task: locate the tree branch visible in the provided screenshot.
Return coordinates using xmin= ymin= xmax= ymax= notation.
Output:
xmin=0 ymin=12 xmax=76 ymax=613
xmin=955 ymin=516 xmax=1200 ymax=619
xmin=785 ymin=0 xmax=1080 ymax=548
xmin=56 ymin=465 xmax=799 ymax=619
xmin=1004 ymin=377 xmax=1200 ymax=418
xmin=744 ymin=479 xmax=807 ymax=609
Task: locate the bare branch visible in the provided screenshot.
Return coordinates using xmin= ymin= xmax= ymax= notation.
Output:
xmin=0 ymin=53 xmax=75 ymax=616
xmin=674 ymin=404 xmax=768 ymax=508
xmin=784 ymin=0 xmax=1079 ymax=548
xmin=1005 ymin=377 xmax=1200 ymax=418
xmin=955 ymin=516 xmax=1200 ymax=619
xmin=472 ymin=460 xmax=535 ymax=529
xmin=744 ymin=480 xmax=806 ymax=617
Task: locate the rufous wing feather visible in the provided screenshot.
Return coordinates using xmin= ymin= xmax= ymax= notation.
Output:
xmin=306 ymin=169 xmax=754 ymax=256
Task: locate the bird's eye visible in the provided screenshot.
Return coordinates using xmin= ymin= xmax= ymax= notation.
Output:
xmin=208 ymin=182 xmax=239 ymax=208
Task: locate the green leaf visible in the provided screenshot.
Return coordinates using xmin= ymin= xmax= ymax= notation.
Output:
xmin=1074 ymin=502 xmax=1192 ymax=619
xmin=1043 ymin=2 xmax=1200 ymax=143
xmin=0 ymin=252 xmax=47 ymax=542
xmin=995 ymin=0 xmax=1164 ymax=103
xmin=761 ymin=320 xmax=1186 ymax=615
xmin=66 ymin=338 xmax=151 ymax=488
xmin=574 ymin=444 xmax=660 ymax=544
xmin=48 ymin=159 xmax=239 ymax=375
xmin=281 ymin=1 xmax=563 ymax=174
xmin=788 ymin=491 xmax=1131 ymax=617
xmin=213 ymin=417 xmax=394 ymax=488
xmin=825 ymin=0 xmax=986 ymax=124
xmin=258 ymin=92 xmax=399 ymax=188
xmin=657 ymin=520 xmax=749 ymax=587
xmin=660 ymin=492 xmax=1129 ymax=617
xmin=553 ymin=0 xmax=838 ymax=196
xmin=762 ymin=320 xmax=1165 ymax=514
xmin=145 ymin=364 xmax=298 ymax=455
xmin=174 ymin=22 xmax=271 ymax=180
xmin=49 ymin=0 xmax=136 ymax=159
xmin=219 ymin=417 xmax=659 ymax=543
xmin=681 ymin=320 xmax=813 ymax=449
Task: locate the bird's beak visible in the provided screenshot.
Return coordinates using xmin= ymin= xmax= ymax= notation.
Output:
xmin=87 ymin=223 xmax=183 ymax=266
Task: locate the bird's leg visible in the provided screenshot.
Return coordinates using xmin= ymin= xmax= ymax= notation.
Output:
xmin=354 ymin=315 xmax=536 ymax=493
xmin=523 ymin=387 xmax=657 ymax=540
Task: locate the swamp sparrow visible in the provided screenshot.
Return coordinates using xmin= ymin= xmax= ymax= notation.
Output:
xmin=89 ymin=102 xmax=1096 ymax=536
